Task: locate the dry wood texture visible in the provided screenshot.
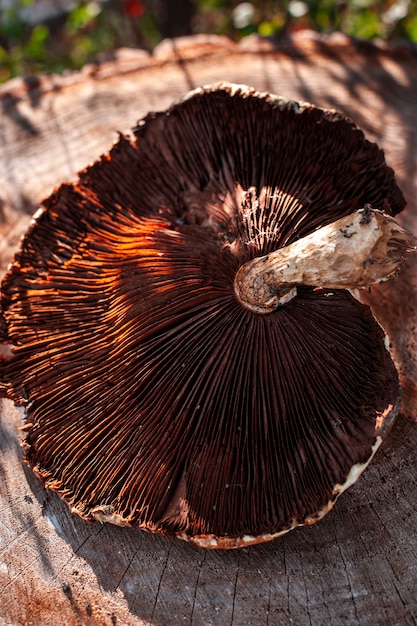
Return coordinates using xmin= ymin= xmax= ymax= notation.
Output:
xmin=0 ymin=33 xmax=416 ymax=626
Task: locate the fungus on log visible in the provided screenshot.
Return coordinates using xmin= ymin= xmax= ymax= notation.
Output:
xmin=0 ymin=83 xmax=415 ymax=549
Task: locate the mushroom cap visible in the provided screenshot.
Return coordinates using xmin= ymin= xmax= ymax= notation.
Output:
xmin=0 ymin=83 xmax=405 ymax=548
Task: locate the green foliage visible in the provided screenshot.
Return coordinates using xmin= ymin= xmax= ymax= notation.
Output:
xmin=0 ymin=0 xmax=416 ymax=83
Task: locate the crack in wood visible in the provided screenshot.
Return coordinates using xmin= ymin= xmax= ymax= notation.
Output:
xmin=150 ymin=542 xmax=172 ymax=623
xmin=113 ymin=548 xmax=139 ymax=593
xmin=0 ymin=552 xmax=41 ymax=598
xmin=337 ymin=543 xmax=360 ymax=624
xmin=230 ymin=557 xmax=240 ymax=626
xmin=266 ymin=579 xmax=272 ymax=626
xmin=189 ymin=550 xmax=207 ymax=626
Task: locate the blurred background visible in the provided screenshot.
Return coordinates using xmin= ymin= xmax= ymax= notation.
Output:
xmin=0 ymin=0 xmax=416 ymax=82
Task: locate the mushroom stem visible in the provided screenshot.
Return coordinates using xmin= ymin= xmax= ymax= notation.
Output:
xmin=234 ymin=206 xmax=416 ymax=314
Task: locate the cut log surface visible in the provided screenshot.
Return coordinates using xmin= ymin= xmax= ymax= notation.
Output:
xmin=0 ymin=33 xmax=416 ymax=626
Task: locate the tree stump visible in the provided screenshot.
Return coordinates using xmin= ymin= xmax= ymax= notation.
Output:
xmin=0 ymin=33 xmax=416 ymax=626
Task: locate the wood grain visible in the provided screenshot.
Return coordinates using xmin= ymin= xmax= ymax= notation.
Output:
xmin=0 ymin=33 xmax=416 ymax=625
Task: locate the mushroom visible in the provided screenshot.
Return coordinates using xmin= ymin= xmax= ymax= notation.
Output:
xmin=0 ymin=83 xmax=415 ymax=549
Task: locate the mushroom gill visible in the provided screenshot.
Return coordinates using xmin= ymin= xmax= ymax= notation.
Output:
xmin=0 ymin=83 xmax=412 ymax=548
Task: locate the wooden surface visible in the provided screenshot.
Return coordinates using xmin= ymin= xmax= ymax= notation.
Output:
xmin=0 ymin=33 xmax=416 ymax=626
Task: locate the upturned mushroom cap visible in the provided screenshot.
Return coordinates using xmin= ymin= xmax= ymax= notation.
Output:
xmin=0 ymin=83 xmax=411 ymax=548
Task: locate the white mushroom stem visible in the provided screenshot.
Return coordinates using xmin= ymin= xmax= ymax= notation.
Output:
xmin=234 ymin=206 xmax=416 ymax=314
